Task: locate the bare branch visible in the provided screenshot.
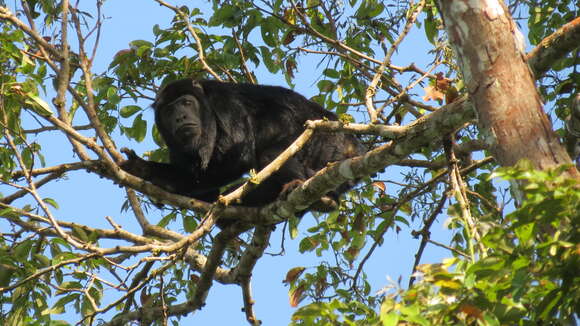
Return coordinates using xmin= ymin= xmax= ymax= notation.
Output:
xmin=443 ymin=135 xmax=484 ymax=260
xmin=54 ymin=0 xmax=71 ymax=110
xmin=241 ymin=279 xmax=260 ymax=325
xmin=408 ymin=193 xmax=448 ymax=287
xmin=365 ymin=0 xmax=425 ymax=122
xmin=10 ymin=161 xmax=90 ymax=179
xmin=220 ymin=128 xmax=314 ymax=206
xmin=22 ymin=124 xmax=92 ymax=134
xmin=191 ymin=223 xmax=250 ymax=309
xmin=2 ymin=172 xmax=63 ymax=204
xmin=232 ymin=30 xmax=256 ymax=84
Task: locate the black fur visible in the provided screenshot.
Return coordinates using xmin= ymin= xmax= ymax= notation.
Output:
xmin=120 ymin=79 xmax=363 ymax=213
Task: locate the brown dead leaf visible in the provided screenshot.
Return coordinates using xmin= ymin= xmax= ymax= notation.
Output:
xmin=424 ymin=72 xmax=455 ymax=104
xmin=372 ymin=181 xmax=386 ymax=193
xmin=286 ymin=59 xmax=297 ymax=79
xmin=422 ymin=85 xmax=445 ymax=103
xmin=289 ymin=284 xmax=306 ymax=307
xmin=283 ymin=267 xmax=306 ymax=284
xmin=459 ymin=303 xmax=483 ymax=319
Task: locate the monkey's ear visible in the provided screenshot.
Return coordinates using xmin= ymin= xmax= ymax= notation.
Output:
xmin=190 ymin=80 xmax=206 ymax=103
xmin=191 ymin=80 xmax=204 ymax=95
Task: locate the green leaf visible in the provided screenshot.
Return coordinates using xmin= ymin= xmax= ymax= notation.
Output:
xmin=14 ymin=240 xmax=33 ymax=260
xmin=400 ymin=305 xmax=430 ymax=326
xmin=323 ymin=68 xmax=340 ymax=79
xmin=33 ymin=253 xmax=50 ymax=267
xmin=183 ymin=215 xmax=197 ymax=233
xmin=351 ymin=232 xmax=366 ymax=249
xmin=289 ymin=216 xmax=300 ymax=239
xmin=122 ymin=114 xmax=147 ymax=142
xmin=120 ymin=105 xmax=142 ymax=118
xmin=152 ymin=124 xmax=165 ymax=147
xmin=72 ymin=225 xmax=89 ymax=242
xmin=482 ymin=312 xmax=500 ymax=326
xmin=152 ymin=24 xmax=162 ymax=36
xmin=129 ymin=40 xmax=153 ymax=57
xmin=41 ymin=305 xmax=65 ymax=315
xmin=355 ymin=1 xmax=385 ymax=19
xmin=44 ymin=197 xmax=59 ymax=209
xmin=25 ymin=93 xmax=53 ymax=116
xmin=467 ymin=256 xmax=504 ymax=275
xmin=56 ymin=294 xmax=80 ymax=312
xmin=259 ymin=46 xmax=279 ymax=73
xmin=424 ymin=14 xmax=438 ymax=44
xmin=299 ymin=236 xmax=319 ymax=252
xmin=381 ymin=312 xmax=400 ymax=326
xmin=538 ymin=289 xmax=563 ymax=320
xmin=317 ymin=80 xmax=334 ymax=93
xmin=209 ymin=5 xmax=242 ymax=27
xmin=158 ymin=211 xmax=177 ymax=228
xmin=260 ymin=17 xmax=279 ymax=47
xmin=514 ymin=222 xmax=535 ymax=245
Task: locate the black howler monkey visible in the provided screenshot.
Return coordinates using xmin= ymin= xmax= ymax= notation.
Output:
xmin=120 ymin=79 xmax=363 ymax=214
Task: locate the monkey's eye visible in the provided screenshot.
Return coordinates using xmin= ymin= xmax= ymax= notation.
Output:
xmin=181 ymin=99 xmax=193 ymax=106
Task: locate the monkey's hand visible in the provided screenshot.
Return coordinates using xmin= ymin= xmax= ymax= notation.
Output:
xmin=119 ymin=148 xmax=152 ymax=180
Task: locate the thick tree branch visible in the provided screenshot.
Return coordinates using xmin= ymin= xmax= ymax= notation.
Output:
xmin=527 ymin=17 xmax=580 ymax=78
xmin=251 ymin=97 xmax=475 ymax=224
xmin=305 ymin=120 xmax=407 ymax=138
xmin=190 ymin=223 xmax=250 ymax=309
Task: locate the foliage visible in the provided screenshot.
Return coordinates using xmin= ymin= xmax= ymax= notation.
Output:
xmin=0 ymin=0 xmax=578 ymax=325
xmin=291 ymin=165 xmax=580 ymax=325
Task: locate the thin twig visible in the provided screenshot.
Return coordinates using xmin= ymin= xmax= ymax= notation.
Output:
xmin=0 ymin=253 xmax=99 ymax=293
xmin=22 ymin=124 xmax=93 ymax=134
xmin=154 ymin=0 xmax=222 ymax=81
xmin=409 ymin=193 xmax=447 ymax=287
xmin=444 ymin=136 xmax=486 ymax=260
xmin=232 ymin=29 xmax=256 ymax=84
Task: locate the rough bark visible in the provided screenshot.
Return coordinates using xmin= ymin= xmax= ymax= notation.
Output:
xmin=437 ymin=0 xmax=580 ymax=178
xmin=527 ymin=17 xmax=580 ymax=78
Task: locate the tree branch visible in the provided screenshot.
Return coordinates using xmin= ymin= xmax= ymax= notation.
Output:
xmin=527 ymin=17 xmax=580 ymax=78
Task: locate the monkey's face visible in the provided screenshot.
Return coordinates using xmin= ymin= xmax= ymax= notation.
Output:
xmin=158 ymin=94 xmax=203 ymax=153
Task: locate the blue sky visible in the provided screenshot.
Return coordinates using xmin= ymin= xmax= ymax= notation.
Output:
xmin=3 ymin=0 xmax=459 ymax=324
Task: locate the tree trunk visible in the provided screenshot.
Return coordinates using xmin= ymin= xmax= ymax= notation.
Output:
xmin=437 ymin=0 xmax=580 ymax=178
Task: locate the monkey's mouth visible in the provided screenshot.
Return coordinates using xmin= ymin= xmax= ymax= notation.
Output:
xmin=176 ymin=124 xmax=198 ymax=137
xmin=175 ymin=125 xmax=199 ymax=147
